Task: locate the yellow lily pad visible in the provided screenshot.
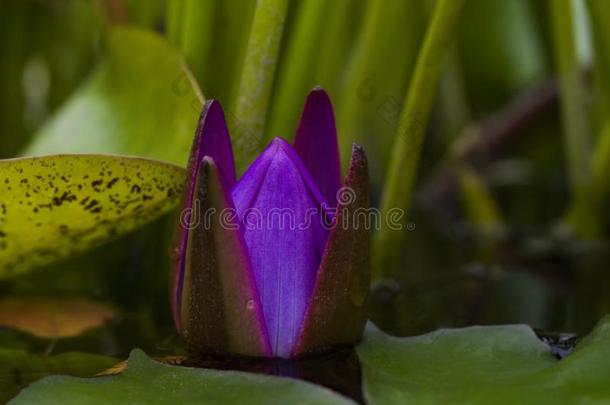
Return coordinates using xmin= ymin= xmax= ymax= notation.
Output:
xmin=0 ymin=154 xmax=185 ymax=276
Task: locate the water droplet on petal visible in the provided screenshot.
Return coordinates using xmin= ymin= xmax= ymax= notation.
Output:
xmin=246 ymin=299 xmax=255 ymax=311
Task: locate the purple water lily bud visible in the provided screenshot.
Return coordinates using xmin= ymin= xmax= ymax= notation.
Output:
xmin=172 ymin=89 xmax=370 ymax=358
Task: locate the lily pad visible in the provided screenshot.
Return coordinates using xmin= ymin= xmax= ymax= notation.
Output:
xmin=24 ymin=26 xmax=203 ymax=166
xmin=11 ymin=349 xmax=352 ymax=404
xmin=0 ymin=349 xmax=116 ymax=403
xmin=358 ymin=316 xmax=610 ymax=404
xmin=0 ymin=154 xmax=184 ymax=276
xmin=0 ymin=297 xmax=116 ymax=339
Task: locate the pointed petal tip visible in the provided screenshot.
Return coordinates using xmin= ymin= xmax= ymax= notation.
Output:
xmin=348 ymin=143 xmax=368 ymax=173
xmin=270 ymin=136 xmax=291 ymax=148
xmin=304 ymin=87 xmax=333 ymax=112
xmin=193 ymin=99 xmax=236 ymax=188
xmin=204 ymin=99 xmax=226 ymax=122
xmin=200 ymin=155 xmax=216 ymax=169
xmin=351 ymin=142 xmax=365 ymax=155
xmin=294 ymin=88 xmax=341 ymax=206
xmin=198 ymin=99 xmax=222 ymax=127
xmin=309 ymin=85 xmax=329 ymax=96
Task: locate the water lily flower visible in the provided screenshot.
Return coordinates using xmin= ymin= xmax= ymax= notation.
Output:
xmin=172 ymin=88 xmax=370 ymax=359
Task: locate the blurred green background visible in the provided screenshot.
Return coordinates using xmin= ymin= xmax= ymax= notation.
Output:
xmin=1 ymin=0 xmax=610 ymax=400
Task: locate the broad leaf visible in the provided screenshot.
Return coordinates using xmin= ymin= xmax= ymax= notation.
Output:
xmin=358 ymin=316 xmax=610 ymax=403
xmin=0 ymin=297 xmax=115 ymax=339
xmin=0 ymin=349 xmax=116 ymax=403
xmin=0 ymin=154 xmax=185 ymax=276
xmin=24 ymin=26 xmax=203 ymax=166
xmin=11 ymin=349 xmax=353 ymax=404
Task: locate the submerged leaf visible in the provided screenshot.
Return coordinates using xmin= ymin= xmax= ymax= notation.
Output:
xmin=0 ymin=297 xmax=115 ymax=339
xmin=0 ymin=154 xmax=185 ymax=276
xmin=11 ymin=349 xmax=352 ymax=404
xmin=358 ymin=316 xmax=610 ymax=403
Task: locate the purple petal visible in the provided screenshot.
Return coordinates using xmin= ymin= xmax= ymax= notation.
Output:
xmin=295 ymin=144 xmax=370 ymax=357
xmin=294 ymin=88 xmax=342 ymax=207
xmin=172 ymin=100 xmax=236 ymax=331
xmin=180 ymin=157 xmax=271 ymax=357
xmin=190 ymin=100 xmax=237 ymax=188
xmin=232 ymin=138 xmax=329 ymax=358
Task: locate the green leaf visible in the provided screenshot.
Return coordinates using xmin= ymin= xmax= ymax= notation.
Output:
xmin=358 ymin=316 xmax=610 ymax=403
xmin=166 ymin=0 xmax=256 ymax=104
xmin=587 ymin=0 xmax=610 ymax=133
xmin=549 ymin=0 xmax=593 ymax=237
xmin=458 ymin=166 xmax=505 ymax=236
xmin=24 ymin=26 xmax=203 ymax=166
xmin=373 ymin=0 xmax=466 ymax=280
xmin=165 ymin=0 xmax=215 ymax=89
xmin=265 ymin=0 xmax=365 ymax=144
xmin=229 ymin=0 xmax=289 ymax=170
xmin=11 ymin=349 xmax=352 ymax=404
xmin=456 ymin=0 xmax=547 ymax=112
xmin=337 ymin=0 xmax=425 ymax=183
xmin=125 ymin=0 xmax=167 ymax=28
xmin=0 ymin=349 xmax=116 ymax=404
xmin=0 ymin=154 xmax=185 ymax=277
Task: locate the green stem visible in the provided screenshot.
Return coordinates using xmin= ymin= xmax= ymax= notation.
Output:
xmin=229 ymin=0 xmax=289 ymax=170
xmin=550 ymin=0 xmax=593 ymax=237
xmin=265 ymin=0 xmax=329 ymax=141
xmin=586 ymin=0 xmax=610 ymax=230
xmin=586 ymin=0 xmax=610 ymax=134
xmin=337 ymin=0 xmax=425 ymax=184
xmin=265 ymin=0 xmax=363 ymax=142
xmin=166 ymin=0 xmax=183 ymax=45
xmin=179 ymin=0 xmax=214 ymax=89
xmin=458 ymin=166 xmax=504 ymax=236
xmin=372 ymin=0 xmax=466 ymax=281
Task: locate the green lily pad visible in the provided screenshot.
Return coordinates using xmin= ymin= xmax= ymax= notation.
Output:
xmin=358 ymin=316 xmax=610 ymax=404
xmin=0 ymin=349 xmax=116 ymax=403
xmin=10 ymin=349 xmax=352 ymax=404
xmin=0 ymin=154 xmax=184 ymax=276
xmin=24 ymin=26 xmax=203 ymax=166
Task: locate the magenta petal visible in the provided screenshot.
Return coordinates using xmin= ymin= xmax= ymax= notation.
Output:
xmin=179 ymin=157 xmax=270 ymax=357
xmin=294 ymin=144 xmax=370 ymax=357
xmin=232 ymin=138 xmax=329 ymax=358
xmin=172 ymin=100 xmax=236 ymax=331
xmin=294 ymin=88 xmax=342 ymax=207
